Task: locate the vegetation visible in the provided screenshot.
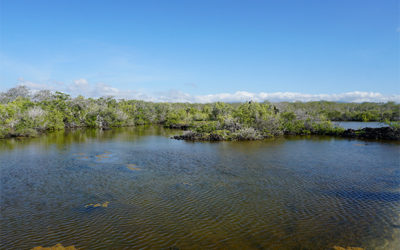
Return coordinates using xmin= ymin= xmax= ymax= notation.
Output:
xmin=0 ymin=86 xmax=399 ymax=140
xmin=275 ymin=101 xmax=400 ymax=122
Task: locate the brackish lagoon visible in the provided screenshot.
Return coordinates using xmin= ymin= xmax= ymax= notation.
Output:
xmin=0 ymin=126 xmax=399 ymax=249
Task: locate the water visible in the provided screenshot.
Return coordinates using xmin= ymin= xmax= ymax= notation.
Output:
xmin=0 ymin=126 xmax=399 ymax=249
xmin=333 ymin=121 xmax=389 ymax=130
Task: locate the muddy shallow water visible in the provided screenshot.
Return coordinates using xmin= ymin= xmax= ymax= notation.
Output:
xmin=0 ymin=126 xmax=399 ymax=249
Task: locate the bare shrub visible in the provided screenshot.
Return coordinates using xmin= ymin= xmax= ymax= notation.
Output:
xmin=232 ymin=127 xmax=262 ymax=140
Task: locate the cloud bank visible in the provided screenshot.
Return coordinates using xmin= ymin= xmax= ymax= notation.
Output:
xmin=16 ymin=78 xmax=400 ymax=103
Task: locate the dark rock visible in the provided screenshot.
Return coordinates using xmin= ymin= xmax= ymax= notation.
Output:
xmin=167 ymin=124 xmax=190 ymax=130
xmin=172 ymin=131 xmax=225 ymax=141
xmin=341 ymin=127 xmax=400 ymax=140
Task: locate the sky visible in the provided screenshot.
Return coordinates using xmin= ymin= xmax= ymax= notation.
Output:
xmin=0 ymin=0 xmax=399 ymax=102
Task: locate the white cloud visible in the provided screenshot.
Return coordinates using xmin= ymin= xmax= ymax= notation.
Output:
xmin=15 ymin=78 xmax=400 ymax=103
xmin=72 ymin=78 xmax=89 ymax=88
xmin=16 ymin=78 xmax=64 ymax=91
xmin=190 ymin=91 xmax=400 ymax=103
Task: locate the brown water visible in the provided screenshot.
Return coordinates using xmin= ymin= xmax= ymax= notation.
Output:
xmin=0 ymin=126 xmax=399 ymax=249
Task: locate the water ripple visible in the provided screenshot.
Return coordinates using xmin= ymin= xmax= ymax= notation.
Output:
xmin=0 ymin=128 xmax=399 ymax=249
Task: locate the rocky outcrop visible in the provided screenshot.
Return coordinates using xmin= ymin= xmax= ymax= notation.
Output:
xmin=341 ymin=127 xmax=400 ymax=140
xmin=173 ymin=127 xmax=400 ymax=142
xmin=173 ymin=131 xmax=225 ymax=141
xmin=167 ymin=124 xmax=190 ymax=130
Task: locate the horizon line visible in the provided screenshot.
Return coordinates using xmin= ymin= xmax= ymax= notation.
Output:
xmin=2 ymin=82 xmax=399 ymax=104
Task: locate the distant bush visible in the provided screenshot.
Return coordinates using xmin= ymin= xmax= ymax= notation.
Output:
xmin=384 ymin=120 xmax=400 ymax=130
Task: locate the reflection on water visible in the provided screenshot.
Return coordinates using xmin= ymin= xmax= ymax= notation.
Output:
xmin=0 ymin=126 xmax=399 ymax=249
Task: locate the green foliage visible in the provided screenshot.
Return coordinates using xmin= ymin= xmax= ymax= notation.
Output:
xmin=44 ymin=110 xmax=64 ymax=131
xmin=192 ymin=121 xmax=219 ymax=133
xmin=0 ymin=87 xmax=398 ymax=140
xmin=233 ymin=102 xmax=271 ymax=126
xmin=165 ymin=109 xmax=187 ymax=127
xmin=210 ymin=102 xmax=232 ymax=120
xmin=384 ymin=120 xmax=400 ymax=129
xmin=278 ymin=101 xmax=399 ymax=121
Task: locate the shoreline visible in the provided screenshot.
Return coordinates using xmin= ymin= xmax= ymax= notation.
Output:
xmin=1 ymin=124 xmax=399 ymax=142
xmin=172 ymin=126 xmax=400 ymax=141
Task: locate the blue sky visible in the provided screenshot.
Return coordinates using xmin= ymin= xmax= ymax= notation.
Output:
xmin=0 ymin=0 xmax=399 ymax=102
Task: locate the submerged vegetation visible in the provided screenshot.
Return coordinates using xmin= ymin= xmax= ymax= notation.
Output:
xmin=31 ymin=244 xmax=77 ymax=250
xmin=0 ymin=86 xmax=399 ymax=140
xmin=84 ymin=201 xmax=110 ymax=208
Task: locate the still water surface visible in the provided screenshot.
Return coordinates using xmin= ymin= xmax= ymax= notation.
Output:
xmin=333 ymin=121 xmax=388 ymax=130
xmin=0 ymin=126 xmax=399 ymax=249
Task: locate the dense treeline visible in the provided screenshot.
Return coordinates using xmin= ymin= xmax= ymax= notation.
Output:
xmin=0 ymin=86 xmax=398 ymax=140
xmin=276 ymin=101 xmax=399 ymax=122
